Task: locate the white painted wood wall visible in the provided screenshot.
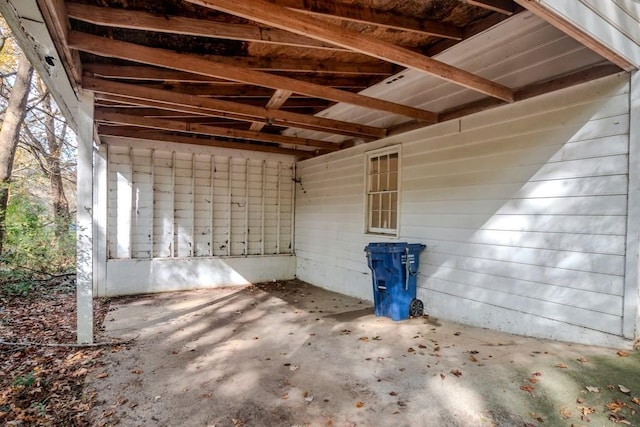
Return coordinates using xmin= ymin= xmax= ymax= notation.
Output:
xmin=534 ymin=0 xmax=640 ymax=68
xmin=100 ymin=140 xmax=295 ymax=296
xmin=295 ymin=73 xmax=632 ymax=347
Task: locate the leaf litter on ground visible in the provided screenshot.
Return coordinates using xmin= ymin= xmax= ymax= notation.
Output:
xmin=0 ymin=277 xmax=110 ymax=425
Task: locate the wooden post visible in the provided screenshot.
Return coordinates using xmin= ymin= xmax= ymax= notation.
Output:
xmin=624 ymin=70 xmax=640 ymax=339
xmin=76 ymin=92 xmax=94 ymax=344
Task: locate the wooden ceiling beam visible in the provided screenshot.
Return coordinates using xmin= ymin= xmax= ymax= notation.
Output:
xmin=69 ymin=31 xmax=438 ymax=122
xmin=95 ymin=110 xmax=341 ymax=151
xmin=185 ymin=0 xmax=514 ymax=102
xmin=99 ymin=125 xmax=314 ymax=158
xmin=66 ymin=2 xmax=342 ymax=51
xmin=464 ymin=0 xmax=514 ymax=15
xmin=85 ymin=61 xmax=394 ymax=78
xmin=250 ymin=89 xmax=292 ymax=132
xmin=264 ymin=0 xmax=463 ymax=40
xmin=83 ymin=76 xmax=385 ymax=139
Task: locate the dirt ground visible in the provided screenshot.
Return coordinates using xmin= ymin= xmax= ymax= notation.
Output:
xmin=86 ymin=279 xmax=640 ymax=427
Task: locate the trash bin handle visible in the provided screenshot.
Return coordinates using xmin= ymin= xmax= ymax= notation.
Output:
xmin=366 ymin=252 xmax=377 ymax=287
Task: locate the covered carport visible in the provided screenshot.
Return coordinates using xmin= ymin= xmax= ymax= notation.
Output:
xmin=1 ymin=0 xmax=639 ymax=347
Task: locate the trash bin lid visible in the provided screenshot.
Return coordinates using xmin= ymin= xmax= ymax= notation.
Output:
xmin=364 ymin=242 xmax=426 ymax=253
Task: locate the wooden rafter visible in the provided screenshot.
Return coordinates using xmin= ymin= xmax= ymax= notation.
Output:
xmin=464 ymin=0 xmax=514 ymax=15
xmin=264 ymin=0 xmax=463 ymax=39
xmin=250 ymin=90 xmax=292 ymax=132
xmin=66 ymin=2 xmax=342 ymax=51
xmin=185 ymin=0 xmax=515 ymax=102
xmin=95 ymin=110 xmax=341 ymax=151
xmin=82 ymin=76 xmax=386 ymax=139
xmin=69 ymin=31 xmax=438 ymax=122
xmin=99 ymin=125 xmax=315 ymax=158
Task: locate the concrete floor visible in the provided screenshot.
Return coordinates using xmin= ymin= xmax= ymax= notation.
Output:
xmin=87 ymin=280 xmax=640 ymax=426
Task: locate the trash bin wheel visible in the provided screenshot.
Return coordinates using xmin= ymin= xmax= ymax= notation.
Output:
xmin=409 ymin=298 xmax=424 ymax=317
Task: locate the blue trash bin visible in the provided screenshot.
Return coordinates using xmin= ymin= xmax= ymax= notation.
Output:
xmin=364 ymin=242 xmax=426 ymax=321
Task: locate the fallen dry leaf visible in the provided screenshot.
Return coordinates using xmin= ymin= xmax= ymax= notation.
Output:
xmin=450 ymin=369 xmax=462 ymax=377
xmin=609 ymin=413 xmax=631 ymax=424
xmin=418 ymin=344 xmax=427 ymax=349
xmin=580 ymin=406 xmax=595 ymax=416
xmin=607 ymin=400 xmax=626 ymax=413
xmin=359 ymin=337 xmax=369 ymax=342
xmin=131 ymin=369 xmax=143 ymax=375
xmin=355 ymin=401 xmax=364 ymax=408
xmin=529 ymin=412 xmax=544 ymax=423
xmin=95 ymin=372 xmax=109 ymax=379
xmin=520 ymin=384 xmax=535 ymax=394
xmin=440 ymin=373 xmax=446 ymax=381
xmin=389 ymin=391 xmax=398 ymax=396
xmin=408 ymin=347 xmax=415 ymax=353
xmin=585 ymin=386 xmax=600 ymax=393
xmin=469 ymin=355 xmax=478 ymax=362
xmin=532 ymin=372 xmax=542 ymax=377
xmin=560 ymin=405 xmax=572 ymax=419
xmin=555 ymin=363 xmax=568 ymax=369
xmin=577 ymin=357 xmax=589 ymax=363
xmin=618 ymin=384 xmax=631 ymax=394
xmin=617 ymin=350 xmax=629 ymax=357
xmin=631 ymin=397 xmax=640 ymax=406
xmin=528 ymin=377 xmax=539 ymax=384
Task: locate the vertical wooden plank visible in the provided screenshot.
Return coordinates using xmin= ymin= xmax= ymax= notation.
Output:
xmin=210 ymin=155 xmax=215 ymax=256
xmin=93 ymin=143 xmax=108 ymax=296
xmin=276 ymin=161 xmax=281 ymax=255
xmin=261 ymin=160 xmax=266 ymax=255
xmin=150 ymin=149 xmax=155 ymax=258
xmin=76 ymin=91 xmax=94 ymax=344
xmin=624 ymin=71 xmax=640 ymax=338
xmin=244 ymin=158 xmax=250 ymax=256
xmin=290 ymin=163 xmax=296 ymax=254
xmin=171 ymin=150 xmax=176 ymax=258
xmin=191 ymin=152 xmax=196 ymax=257
xmin=129 ymin=146 xmax=135 ymax=259
xmin=227 ymin=157 xmax=232 ymax=256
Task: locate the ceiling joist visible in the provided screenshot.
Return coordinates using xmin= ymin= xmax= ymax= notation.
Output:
xmin=82 ymin=76 xmax=386 ymax=139
xmin=263 ymin=0 xmax=463 ymax=39
xmin=464 ymin=0 xmax=514 ymax=15
xmin=66 ymin=2 xmax=343 ymax=51
xmin=184 ymin=0 xmax=515 ymax=102
xmin=68 ymin=31 xmax=438 ymax=122
xmin=95 ymin=110 xmax=341 ymax=151
xmin=99 ymin=125 xmax=315 ymax=158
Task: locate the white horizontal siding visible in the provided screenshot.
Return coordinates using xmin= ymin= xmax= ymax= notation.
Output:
xmin=295 ymin=73 xmax=631 ymax=346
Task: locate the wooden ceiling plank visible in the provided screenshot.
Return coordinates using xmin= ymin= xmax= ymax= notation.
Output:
xmin=514 ymin=0 xmax=635 ymax=71
xmin=69 ymin=31 xmax=438 ymax=122
xmin=83 ymin=76 xmax=385 ymax=139
xmin=95 ymin=110 xmax=341 ymax=151
xmin=464 ymin=0 xmax=514 ymax=15
xmin=264 ymin=0 xmax=463 ymax=40
xmin=185 ymin=0 xmax=514 ymax=102
xmin=250 ymin=89 xmax=292 ymax=131
xmin=99 ymin=125 xmax=314 ymax=158
xmin=66 ymin=2 xmax=342 ymax=51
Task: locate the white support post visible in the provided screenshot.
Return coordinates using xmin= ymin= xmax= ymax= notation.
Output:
xmin=171 ymin=151 xmax=176 ymax=258
xmin=191 ymin=153 xmax=196 ymax=257
xmin=261 ymin=160 xmax=266 ymax=256
xmin=244 ymin=158 xmax=249 ymax=256
xmin=76 ymin=92 xmax=94 ymax=344
xmin=290 ymin=163 xmax=296 ymax=255
xmin=93 ymin=143 xmax=108 ymax=297
xmin=150 ymin=149 xmax=155 ymax=258
xmin=276 ymin=162 xmax=281 ymax=255
xmin=624 ymin=70 xmax=640 ymax=339
xmin=209 ymin=155 xmax=215 ymax=256
xmin=227 ymin=157 xmax=232 ymax=256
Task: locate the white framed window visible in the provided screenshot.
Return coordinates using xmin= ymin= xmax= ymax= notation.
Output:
xmin=365 ymin=146 xmax=400 ymax=235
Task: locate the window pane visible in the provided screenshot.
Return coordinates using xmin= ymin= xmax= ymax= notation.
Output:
xmin=370 ymin=173 xmax=379 ymax=192
xmin=390 ymin=211 xmax=397 ymax=229
xmin=381 ymin=210 xmax=390 ymax=229
xmin=389 ymin=153 xmax=398 ymax=171
xmin=389 ymin=170 xmax=398 ymax=191
xmin=391 ymin=191 xmax=397 ymax=207
xmin=370 ymin=157 xmax=379 ymax=174
xmin=382 ymin=193 xmax=391 ymax=210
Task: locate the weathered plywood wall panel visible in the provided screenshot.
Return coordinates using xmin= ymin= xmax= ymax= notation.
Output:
xmin=107 ymin=145 xmax=295 ymax=259
xmin=295 ymin=73 xmax=630 ymax=346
